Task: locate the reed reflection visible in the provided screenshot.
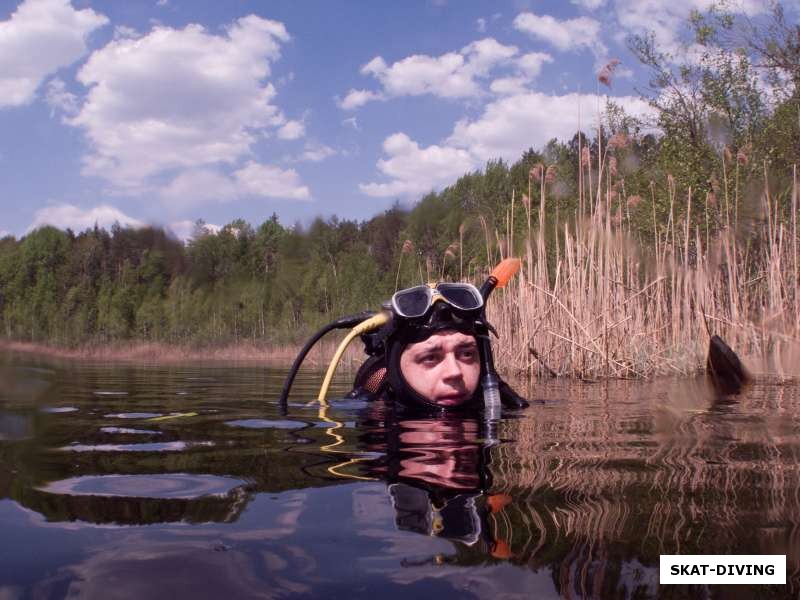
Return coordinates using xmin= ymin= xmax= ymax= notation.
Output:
xmin=487 ymin=381 xmax=800 ymax=596
xmin=358 ymin=380 xmax=800 ymax=597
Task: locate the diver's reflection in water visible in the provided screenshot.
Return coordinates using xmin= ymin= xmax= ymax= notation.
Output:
xmin=362 ymin=411 xmax=513 ymax=561
xmin=357 ymin=408 xmax=666 ymax=597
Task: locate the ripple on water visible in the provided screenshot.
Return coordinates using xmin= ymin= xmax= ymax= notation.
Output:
xmin=39 ymin=407 xmax=78 ymax=413
xmin=224 ymin=419 xmax=307 ymax=429
xmin=93 ymin=391 xmax=129 ymax=396
xmin=104 ymin=412 xmax=162 ymax=419
xmin=38 ymin=473 xmax=246 ymax=499
xmin=60 ymin=441 xmax=214 ymax=452
xmin=99 ymin=427 xmax=162 ymax=435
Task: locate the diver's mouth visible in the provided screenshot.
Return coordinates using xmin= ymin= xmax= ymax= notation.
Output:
xmin=433 ymin=393 xmax=470 ymax=406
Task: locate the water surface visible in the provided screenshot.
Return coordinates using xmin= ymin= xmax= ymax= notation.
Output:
xmin=1 ymin=352 xmax=798 ymax=599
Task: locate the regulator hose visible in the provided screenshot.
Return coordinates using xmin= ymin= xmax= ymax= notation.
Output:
xmin=278 ymin=311 xmax=376 ymax=411
xmin=317 ymin=312 xmax=390 ymax=405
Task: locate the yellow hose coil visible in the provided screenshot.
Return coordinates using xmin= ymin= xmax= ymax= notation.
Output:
xmin=317 ymin=312 xmax=389 ymax=405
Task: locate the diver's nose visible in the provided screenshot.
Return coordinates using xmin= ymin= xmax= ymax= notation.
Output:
xmin=441 ymin=351 xmax=464 ymax=381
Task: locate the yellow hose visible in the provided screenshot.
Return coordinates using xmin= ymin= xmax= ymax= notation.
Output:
xmin=317 ymin=312 xmax=389 ymax=404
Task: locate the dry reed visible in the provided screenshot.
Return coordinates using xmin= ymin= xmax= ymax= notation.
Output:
xmin=487 ymin=160 xmax=800 ymax=380
xmin=0 ymin=338 xmax=364 ymax=368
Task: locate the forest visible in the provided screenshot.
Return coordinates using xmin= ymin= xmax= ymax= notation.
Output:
xmin=1 ymin=4 xmax=798 ymax=376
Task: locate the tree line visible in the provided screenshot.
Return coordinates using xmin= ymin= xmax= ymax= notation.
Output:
xmin=0 ymin=3 xmax=797 ymax=348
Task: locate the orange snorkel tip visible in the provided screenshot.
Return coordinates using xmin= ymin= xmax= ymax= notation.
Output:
xmin=490 ymin=258 xmax=521 ymax=288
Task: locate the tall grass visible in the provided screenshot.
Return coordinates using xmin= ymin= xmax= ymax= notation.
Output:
xmin=487 ymin=153 xmax=800 ymax=380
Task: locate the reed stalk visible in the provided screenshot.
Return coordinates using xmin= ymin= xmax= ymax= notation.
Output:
xmin=484 ymin=162 xmax=800 ymax=380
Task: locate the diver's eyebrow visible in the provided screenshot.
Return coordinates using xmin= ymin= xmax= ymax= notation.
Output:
xmin=416 ymin=342 xmax=444 ymax=353
xmin=454 ymin=340 xmax=478 ymax=349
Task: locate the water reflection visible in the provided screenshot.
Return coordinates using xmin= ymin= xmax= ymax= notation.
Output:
xmin=0 ymin=354 xmax=351 ymax=529
xmin=1 ymin=351 xmax=800 ymax=598
xmin=98 ymin=427 xmax=161 ymax=435
xmin=350 ymin=383 xmax=800 ymax=597
xmin=358 ymin=408 xmax=523 ymax=565
xmin=485 ymin=380 xmax=800 ymax=596
xmin=28 ymin=475 xmax=251 ymax=525
xmin=59 ymin=440 xmax=215 ymax=452
xmin=41 ymin=473 xmax=247 ymax=499
xmin=0 ymin=410 xmax=31 ymax=440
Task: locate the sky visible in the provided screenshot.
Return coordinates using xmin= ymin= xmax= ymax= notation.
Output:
xmin=0 ymin=0 xmax=790 ymax=241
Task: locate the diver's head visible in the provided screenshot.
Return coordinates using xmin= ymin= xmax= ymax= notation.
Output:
xmin=387 ymin=298 xmax=486 ymax=411
xmin=398 ymin=329 xmax=480 ymax=408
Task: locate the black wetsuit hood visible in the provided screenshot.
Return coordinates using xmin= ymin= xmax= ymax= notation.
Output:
xmin=384 ymin=302 xmax=485 ymax=413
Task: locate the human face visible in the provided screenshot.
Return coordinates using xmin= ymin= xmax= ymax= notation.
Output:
xmin=399 ymin=330 xmax=480 ymax=407
xmin=397 ymin=418 xmax=480 ymax=489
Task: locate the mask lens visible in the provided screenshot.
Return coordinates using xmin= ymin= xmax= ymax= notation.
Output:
xmin=437 ymin=283 xmax=483 ymax=311
xmin=392 ymin=286 xmax=432 ymax=318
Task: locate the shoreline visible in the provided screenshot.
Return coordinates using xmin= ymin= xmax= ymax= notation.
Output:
xmin=3 ymin=339 xmax=796 ymax=386
xmin=0 ymin=339 xmax=332 ymax=367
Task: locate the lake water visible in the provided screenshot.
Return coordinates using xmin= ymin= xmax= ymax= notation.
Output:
xmin=1 ymin=351 xmax=798 ymax=599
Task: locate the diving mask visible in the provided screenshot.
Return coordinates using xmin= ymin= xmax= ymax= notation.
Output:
xmin=391 ymin=283 xmax=483 ymax=320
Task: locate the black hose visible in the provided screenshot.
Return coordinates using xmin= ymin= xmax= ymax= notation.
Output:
xmin=479 ymin=275 xmax=498 ymax=301
xmin=278 ymin=311 xmax=376 ymax=412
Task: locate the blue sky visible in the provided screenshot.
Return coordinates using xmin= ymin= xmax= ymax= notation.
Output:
xmin=0 ymin=0 xmax=782 ymax=240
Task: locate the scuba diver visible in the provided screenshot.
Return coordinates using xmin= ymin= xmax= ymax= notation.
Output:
xmin=279 ymin=257 xmax=529 ymax=415
xmin=277 ymin=259 xmax=528 ymax=562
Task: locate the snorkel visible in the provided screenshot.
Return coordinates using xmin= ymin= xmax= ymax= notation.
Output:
xmin=477 ymin=258 xmax=521 ymax=420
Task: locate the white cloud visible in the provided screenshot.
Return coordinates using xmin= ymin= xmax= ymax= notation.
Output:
xmin=298 ymin=142 xmax=336 ymax=162
xmin=277 ymin=119 xmax=305 ymax=140
xmin=0 ymin=230 xmax=11 ymax=238
xmin=614 ymin=0 xmax=769 ymax=58
xmin=0 ymin=0 xmax=107 ymax=108
xmin=67 ymin=15 xmax=309 ymax=203
xmin=490 ymin=77 xmax=530 ymax=95
xmin=517 ymin=52 xmax=553 ymax=77
xmin=113 ymin=25 xmax=139 ymax=40
xmin=476 ymin=17 xmax=487 ymax=32
xmin=463 ymin=38 xmax=519 ymax=76
xmin=447 ymin=91 xmax=654 ymax=162
xmin=160 ymin=162 xmax=311 ymax=202
xmin=28 ymin=203 xmax=145 ymax=233
xmin=491 ymin=51 xmax=553 ymax=94
xmin=160 ymin=169 xmax=238 ymax=203
xmin=169 ymin=219 xmax=221 ymax=242
xmin=44 ymin=77 xmax=79 ymax=117
xmin=234 ymin=162 xmax=310 ymax=199
xmin=342 ymin=116 xmax=359 ymax=130
xmin=359 ymin=133 xmax=477 ymax=198
xmin=338 ymin=88 xmax=384 ymax=110
xmin=360 ymin=91 xmax=655 ymax=200
xmin=341 ymin=38 xmax=518 ymax=109
xmin=513 ymin=12 xmax=605 ymax=56
xmin=616 ymin=65 xmax=634 ymax=80
xmin=366 ymin=52 xmax=474 ymax=97
xmin=571 ymin=0 xmax=606 ymax=9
